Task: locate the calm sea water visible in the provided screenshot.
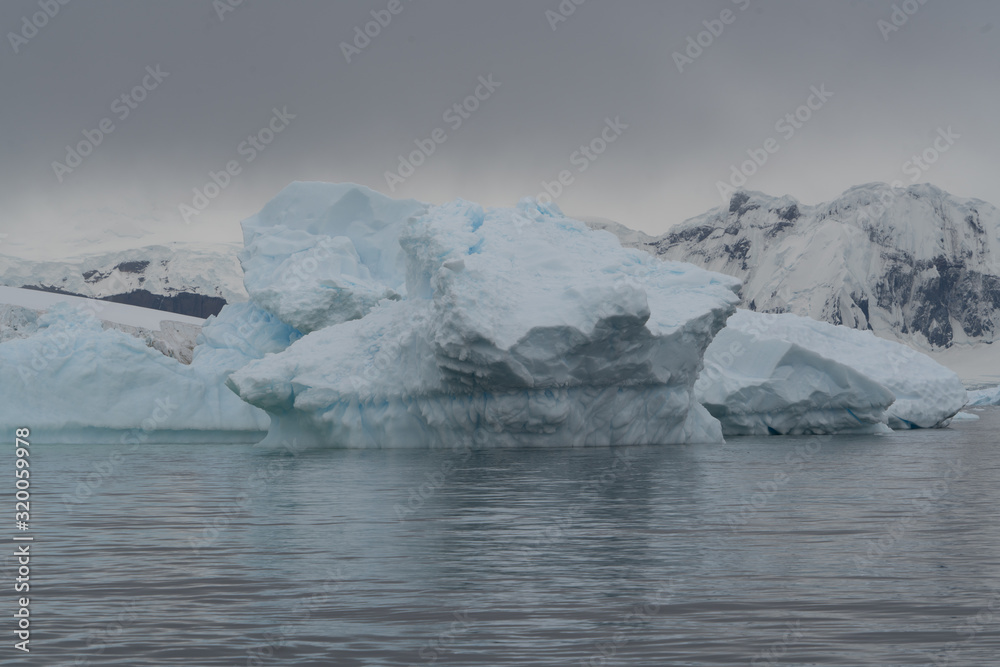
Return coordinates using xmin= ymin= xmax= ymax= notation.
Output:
xmin=7 ymin=408 xmax=1000 ymax=666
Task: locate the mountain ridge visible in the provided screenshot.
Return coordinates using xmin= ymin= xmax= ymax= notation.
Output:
xmin=591 ymin=182 xmax=1000 ymax=352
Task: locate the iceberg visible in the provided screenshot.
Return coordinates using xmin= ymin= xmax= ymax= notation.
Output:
xmin=6 ymin=181 xmax=969 ymax=447
xmin=699 ymin=310 xmax=967 ymax=434
xmin=0 ymin=301 xmax=299 ymax=443
xmin=966 ymin=385 xmax=1000 ymax=406
xmin=697 ymin=324 xmax=895 ymax=435
xmin=228 ymin=191 xmax=742 ymax=448
xmin=238 ymin=182 xmax=427 ymax=333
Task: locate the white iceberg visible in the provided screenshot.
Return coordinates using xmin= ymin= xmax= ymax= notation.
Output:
xmin=697 ymin=324 xmax=895 ymax=435
xmin=699 ymin=310 xmax=967 ymax=434
xmin=966 ymin=385 xmax=1000 ymax=406
xmin=0 ymin=301 xmax=299 ymax=443
xmin=228 ymin=193 xmax=742 ymax=448
xmin=238 ymin=182 xmax=427 ymax=333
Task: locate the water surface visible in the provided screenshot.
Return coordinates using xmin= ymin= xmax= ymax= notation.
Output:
xmin=8 ymin=409 xmax=1000 ymax=666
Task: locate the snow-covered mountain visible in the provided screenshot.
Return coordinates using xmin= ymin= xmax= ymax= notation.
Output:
xmin=0 ymin=243 xmax=246 ymax=318
xmin=616 ymin=183 xmax=1000 ymax=352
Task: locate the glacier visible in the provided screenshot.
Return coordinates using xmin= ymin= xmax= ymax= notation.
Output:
xmin=699 ymin=310 xmax=967 ymax=435
xmin=227 ymin=189 xmax=743 ymax=448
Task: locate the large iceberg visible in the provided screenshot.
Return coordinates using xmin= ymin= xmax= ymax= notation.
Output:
xmin=698 ymin=310 xmax=967 ymax=434
xmin=228 ymin=190 xmax=742 ymax=448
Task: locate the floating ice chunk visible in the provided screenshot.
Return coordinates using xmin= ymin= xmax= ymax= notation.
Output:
xmin=700 ymin=310 xmax=966 ymax=432
xmin=697 ymin=317 xmax=895 ymax=435
xmin=966 ymin=385 xmax=1000 ymax=406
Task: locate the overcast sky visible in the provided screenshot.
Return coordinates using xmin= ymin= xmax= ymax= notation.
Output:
xmin=1 ymin=0 xmax=997 ymax=258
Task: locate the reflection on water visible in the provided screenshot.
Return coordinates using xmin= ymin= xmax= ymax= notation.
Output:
xmin=8 ymin=408 xmax=1000 ymax=665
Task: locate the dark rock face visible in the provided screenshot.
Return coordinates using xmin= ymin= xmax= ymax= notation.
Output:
xmin=101 ymin=289 xmax=226 ymax=319
xmin=867 ymin=254 xmax=1000 ymax=347
xmin=20 ymin=285 xmax=226 ymax=319
xmin=729 ymin=192 xmax=750 ymax=213
xmin=114 ymin=260 xmax=151 ymax=273
xmin=82 ymin=270 xmax=107 ymax=283
xmin=726 ymin=238 xmax=752 ymax=271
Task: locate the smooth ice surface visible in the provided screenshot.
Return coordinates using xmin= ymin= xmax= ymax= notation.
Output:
xmin=239 ymin=182 xmax=428 ymax=332
xmin=701 ymin=310 xmax=967 ymax=431
xmin=0 ymin=302 xmax=299 ymax=443
xmin=967 ymin=385 xmax=1000 ymax=406
xmin=229 ymin=193 xmax=742 ymax=448
xmin=697 ymin=315 xmax=896 ymax=435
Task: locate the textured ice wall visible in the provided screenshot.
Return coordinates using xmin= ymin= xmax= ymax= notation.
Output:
xmin=229 ymin=194 xmax=742 ymax=448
